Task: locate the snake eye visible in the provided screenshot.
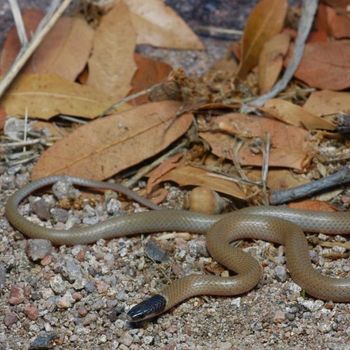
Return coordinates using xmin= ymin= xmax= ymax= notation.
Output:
xmin=127 ymin=294 xmax=166 ymax=322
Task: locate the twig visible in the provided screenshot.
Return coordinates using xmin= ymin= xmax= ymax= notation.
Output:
xmin=0 ymin=0 xmax=72 ymax=98
xmin=101 ymin=83 xmax=163 ymax=116
xmin=8 ymin=0 xmax=28 ymax=46
xmin=194 ymin=25 xmax=243 ymax=39
xmin=0 ymin=139 xmax=41 ymax=147
xmin=270 ymin=166 xmax=350 ymax=205
xmin=243 ymin=0 xmax=319 ymax=110
xmin=58 ymin=115 xmax=88 ymax=124
xmin=124 ymin=139 xmax=188 ymax=188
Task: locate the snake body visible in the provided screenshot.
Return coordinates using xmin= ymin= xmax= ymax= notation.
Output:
xmin=5 ymin=176 xmax=350 ymax=321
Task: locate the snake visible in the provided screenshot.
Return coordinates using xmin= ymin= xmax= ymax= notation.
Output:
xmin=4 ymin=175 xmax=350 ymax=322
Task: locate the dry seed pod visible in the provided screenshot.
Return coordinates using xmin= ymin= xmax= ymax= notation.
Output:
xmin=183 ymin=187 xmax=227 ymax=214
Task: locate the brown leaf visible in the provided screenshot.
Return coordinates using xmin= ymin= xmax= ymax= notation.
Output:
xmin=129 ymin=53 xmax=172 ymax=105
xmin=321 ymin=0 xmax=350 ymax=11
xmin=262 ymin=98 xmax=336 ymax=130
xmin=155 ymin=165 xmax=247 ymax=199
xmin=293 ymin=41 xmax=350 ymax=90
xmin=123 ymin=0 xmax=203 ymax=50
xmin=24 ymin=17 xmax=94 ymax=81
xmin=236 ymin=0 xmax=288 ymax=79
xmin=288 ymin=200 xmax=337 ymax=212
xmin=87 ymin=0 xmax=137 ymax=99
xmin=0 ymin=74 xmax=113 ymax=119
xmin=0 ymin=9 xmax=43 ymax=74
xmin=247 ymin=169 xmax=309 ymax=190
xmin=146 ymin=153 xmax=184 ymax=193
xmin=258 ymin=32 xmax=291 ymax=94
xmin=31 ymin=101 xmax=192 ymax=180
xmin=199 ymin=113 xmax=315 ymax=172
xmin=303 ymin=90 xmax=350 ymax=116
xmin=325 ymin=5 xmax=350 ymax=39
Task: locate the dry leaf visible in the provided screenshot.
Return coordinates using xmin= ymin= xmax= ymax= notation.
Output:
xmin=124 ymin=0 xmax=203 ymax=50
xmin=303 ymin=90 xmax=350 ymax=116
xmin=129 ymin=53 xmax=172 ymax=105
xmin=31 ymin=101 xmax=192 ymax=180
xmin=0 ymin=9 xmax=43 ymax=74
xmin=262 ymin=98 xmax=336 ymax=130
xmin=87 ymin=0 xmax=137 ymax=99
xmin=324 ymin=5 xmax=350 ymax=39
xmin=321 ymin=0 xmax=350 ymax=11
xmin=247 ymin=169 xmax=309 ymax=190
xmin=236 ymin=0 xmax=288 ymax=79
xmin=199 ymin=113 xmax=315 ymax=172
xmin=293 ymin=41 xmax=350 ymax=90
xmin=0 ymin=74 xmax=113 ymax=119
xmin=31 ymin=121 xmax=69 ymax=139
xmin=258 ymin=32 xmax=291 ymax=94
xmin=155 ymin=165 xmax=247 ymax=199
xmin=288 ymin=200 xmax=337 ymax=212
xmin=24 ymin=17 xmax=94 ymax=81
xmin=146 ymin=153 xmax=184 ymax=193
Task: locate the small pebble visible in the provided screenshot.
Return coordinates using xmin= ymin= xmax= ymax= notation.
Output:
xmin=274 ymin=265 xmax=287 ymax=282
xmin=298 ymin=299 xmax=324 ymax=312
xmin=120 ymin=332 xmax=133 ymax=347
xmin=56 ymin=292 xmax=74 ymax=309
xmin=26 ymin=239 xmax=53 ymax=261
xmin=24 ymin=304 xmax=39 ymax=320
xmin=63 ymin=257 xmax=83 ymax=282
xmin=31 ymin=198 xmax=53 ymax=220
xmin=4 ymin=312 xmax=18 ymax=328
xmin=51 ymin=208 xmax=69 ymax=223
xmin=50 ymin=275 xmax=66 ymax=294
xmin=106 ymin=198 xmax=122 ymax=215
xmin=273 ymin=310 xmax=286 ymax=323
xmin=108 ymin=305 xmax=124 ymax=322
xmin=0 ymin=263 xmax=6 ymax=289
xmin=52 ymin=180 xmax=80 ymax=200
xmin=29 ymin=332 xmax=57 ymax=350
xmin=8 ymin=285 xmax=25 ymax=305
xmin=144 ymin=240 xmax=169 ymax=263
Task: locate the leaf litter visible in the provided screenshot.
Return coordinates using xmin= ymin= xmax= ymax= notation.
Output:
xmin=1 ymin=0 xmax=350 ymax=347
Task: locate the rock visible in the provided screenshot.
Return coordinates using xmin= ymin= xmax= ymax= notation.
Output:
xmin=84 ymin=280 xmax=96 ymax=293
xmin=4 ymin=312 xmax=18 ymax=328
xmin=318 ymin=322 xmax=332 ymax=333
xmin=274 ymin=265 xmax=287 ymax=282
xmin=8 ymin=285 xmax=25 ymax=305
xmin=29 ymin=332 xmax=57 ymax=349
xmin=120 ymin=332 xmax=133 ymax=347
xmin=15 ymin=173 xmax=29 ymax=187
xmin=106 ymin=197 xmax=122 ymax=215
xmin=24 ymin=304 xmax=39 ymax=320
xmin=285 ymin=312 xmax=296 ymax=321
xmin=82 ymin=216 xmax=99 ymax=225
xmin=216 ymin=341 xmax=232 ymax=350
xmin=56 ymin=292 xmax=74 ymax=309
xmin=144 ymin=239 xmax=169 ymax=263
xmin=26 ymin=239 xmax=53 ymax=261
xmin=31 ymin=198 xmax=53 ymax=220
xmin=50 ymin=208 xmax=69 ymax=223
xmin=52 ymin=179 xmax=80 ymax=200
xmin=50 ymin=275 xmax=66 ymax=294
xmin=298 ymin=299 xmax=324 ymax=312
xmin=143 ymin=336 xmax=154 ymax=345
xmin=63 ymin=257 xmax=83 ymax=282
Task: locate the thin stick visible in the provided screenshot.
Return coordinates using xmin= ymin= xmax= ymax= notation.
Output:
xmin=261 ymin=133 xmax=271 ymax=205
xmin=269 ymin=166 xmax=350 ymax=205
xmin=243 ymin=0 xmax=319 ymax=110
xmin=124 ymin=140 xmax=188 ymax=188
xmin=0 ymin=0 xmax=72 ymax=98
xmin=8 ymin=0 xmax=28 ymax=46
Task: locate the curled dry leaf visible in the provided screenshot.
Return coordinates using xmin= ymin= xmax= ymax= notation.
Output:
xmin=0 ymin=74 xmax=113 ymax=120
xmin=262 ymin=98 xmax=336 ymax=130
xmin=303 ymin=90 xmax=350 ymax=116
xmin=123 ymin=0 xmax=203 ymax=50
xmin=0 ymin=9 xmax=43 ymax=74
xmin=24 ymin=17 xmax=94 ymax=81
xmin=236 ymin=0 xmax=288 ymax=79
xmin=293 ymin=41 xmax=350 ymax=90
xmin=324 ymin=4 xmax=350 ymax=39
xmin=199 ymin=113 xmax=315 ymax=172
xmin=258 ymin=32 xmax=291 ymax=94
xmin=153 ymin=165 xmax=247 ymax=200
xmin=129 ymin=53 xmax=173 ymax=105
xmin=87 ymin=0 xmax=137 ymax=99
xmin=31 ymin=101 xmax=193 ymax=180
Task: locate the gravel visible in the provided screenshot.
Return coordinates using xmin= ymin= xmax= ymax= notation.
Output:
xmin=1 ymin=1 xmax=350 ymax=349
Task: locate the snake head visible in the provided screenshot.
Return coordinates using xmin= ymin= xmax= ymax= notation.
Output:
xmin=127 ymin=294 xmax=166 ymax=322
